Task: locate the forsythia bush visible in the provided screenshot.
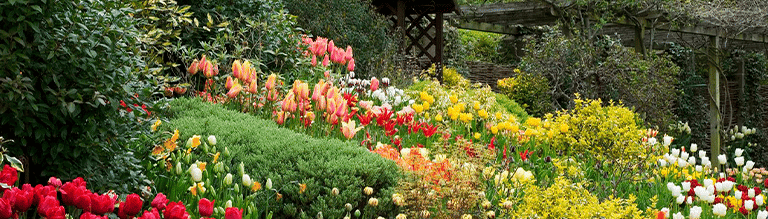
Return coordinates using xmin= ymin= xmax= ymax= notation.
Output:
xmin=509 ymin=177 xmax=644 ymax=218
xmin=548 ymin=96 xmax=646 ymax=161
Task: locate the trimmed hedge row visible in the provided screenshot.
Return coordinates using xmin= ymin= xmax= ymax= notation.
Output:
xmin=165 ymin=98 xmax=401 ymax=218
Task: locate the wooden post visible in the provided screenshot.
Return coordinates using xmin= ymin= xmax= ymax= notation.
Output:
xmin=397 ymin=0 xmax=406 ymax=52
xmin=634 ymin=19 xmax=646 ymax=56
xmin=435 ymin=12 xmax=444 ymax=83
xmin=709 ymin=35 xmax=721 ymax=167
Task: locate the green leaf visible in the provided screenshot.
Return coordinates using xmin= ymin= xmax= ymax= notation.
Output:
xmin=0 ymin=183 xmax=11 ymax=189
xmin=31 ymin=5 xmax=42 ymax=13
xmin=67 ymin=102 xmax=75 ymax=113
xmin=5 ymin=155 xmax=23 ymax=172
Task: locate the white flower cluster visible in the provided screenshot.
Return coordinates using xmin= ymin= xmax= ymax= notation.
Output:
xmin=668 ymin=121 xmax=692 ymax=134
xmin=659 ymin=143 xmax=710 ymax=169
xmin=337 ymin=72 xmax=409 ymax=106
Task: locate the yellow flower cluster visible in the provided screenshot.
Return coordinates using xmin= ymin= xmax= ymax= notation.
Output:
xmin=506 ymin=177 xmax=643 ymax=218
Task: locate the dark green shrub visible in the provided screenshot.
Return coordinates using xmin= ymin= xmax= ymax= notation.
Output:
xmin=521 ymin=32 xmax=680 ymax=126
xmin=458 ymin=29 xmax=504 ymax=63
xmin=283 ymin=0 xmax=398 ymax=78
xmin=497 ymin=70 xmax=552 ymax=117
xmin=0 ymin=0 xmax=149 ymax=192
xmin=165 ymin=98 xmax=401 ymax=218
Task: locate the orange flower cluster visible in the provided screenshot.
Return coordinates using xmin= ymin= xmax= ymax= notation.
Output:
xmin=373 ymin=144 xmax=452 ymax=187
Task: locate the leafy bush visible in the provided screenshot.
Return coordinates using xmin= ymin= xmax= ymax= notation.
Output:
xmin=521 ymin=32 xmax=680 ymax=127
xmin=283 ymin=0 xmax=398 ymax=79
xmin=458 ymin=29 xmax=505 ymax=63
xmin=497 ymin=69 xmax=552 ymax=117
xmin=165 ymin=98 xmax=401 ymax=218
xmin=0 ymin=0 xmax=149 ymax=191
xmin=493 ymin=93 xmax=529 ymax=121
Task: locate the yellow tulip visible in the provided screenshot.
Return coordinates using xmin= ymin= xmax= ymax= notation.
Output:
xmin=474 ymin=132 xmax=481 ymax=140
xmin=450 ymin=95 xmax=458 ymax=104
xmin=478 ymin=110 xmax=488 ymax=119
xmin=473 ymin=101 xmax=481 ymax=110
xmin=435 ymin=114 xmax=443 ymax=121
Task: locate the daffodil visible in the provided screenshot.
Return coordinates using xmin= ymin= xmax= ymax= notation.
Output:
xmin=434 ymin=114 xmax=443 ymax=121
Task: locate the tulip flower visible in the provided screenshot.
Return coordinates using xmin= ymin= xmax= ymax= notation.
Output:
xmin=712 ymin=203 xmax=727 ymax=216
xmin=758 ymin=210 xmax=768 ymax=219
xmin=322 ymin=55 xmax=330 ymax=67
xmin=188 ymin=59 xmax=200 ymax=75
xmin=735 ymin=156 xmax=745 ymax=166
xmin=226 ymin=84 xmax=243 ymax=98
xmin=689 ymin=206 xmax=702 ymax=219
xmin=347 ymin=59 xmax=355 ymax=72
xmin=265 ymin=74 xmax=277 ymax=91
xmin=225 ymin=207 xmax=243 ymax=219
xmin=198 ymin=198 xmax=214 ymax=217
xmin=345 ymin=46 xmax=353 ymax=62
xmin=120 ymin=194 xmax=142 ymax=217
xmin=717 ymin=154 xmax=727 ymax=165
xmin=663 ymin=135 xmax=674 ymax=146
xmin=341 ymin=120 xmax=363 ymax=140
xmin=266 ymin=178 xmax=273 ymax=190
xmin=151 ymin=193 xmax=168 ymax=211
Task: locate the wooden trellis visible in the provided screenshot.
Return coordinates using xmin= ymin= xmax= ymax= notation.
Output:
xmin=371 ymin=0 xmax=460 ymax=82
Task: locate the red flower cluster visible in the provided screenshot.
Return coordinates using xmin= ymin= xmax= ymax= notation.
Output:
xmin=0 ymin=165 xmax=17 ymax=192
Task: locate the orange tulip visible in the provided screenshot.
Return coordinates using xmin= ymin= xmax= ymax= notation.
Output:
xmin=232 ymin=60 xmax=242 ymax=79
xmin=248 ymin=81 xmax=258 ymax=94
xmin=341 ymin=120 xmax=363 ymax=139
xmin=227 ymin=83 xmax=242 ymax=98
xmin=266 ymin=74 xmax=277 ymax=91
xmin=188 ymin=59 xmax=200 ymax=75
xmin=226 ymin=76 xmax=234 ymax=90
xmin=275 ymin=111 xmax=288 ymax=125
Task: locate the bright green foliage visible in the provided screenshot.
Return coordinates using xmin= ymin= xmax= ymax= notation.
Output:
xmin=166 ymin=98 xmax=401 ymax=218
xmin=458 ymin=29 xmax=505 ymax=63
xmin=283 ymin=0 xmax=398 ymax=78
xmin=0 ymin=0 xmax=149 ymax=191
xmin=493 ymin=93 xmax=529 ymax=120
xmin=497 ymin=70 xmax=552 ymax=117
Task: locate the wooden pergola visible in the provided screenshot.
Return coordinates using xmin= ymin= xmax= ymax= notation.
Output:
xmin=370 ymin=0 xmax=461 ymax=81
xmin=449 ymin=1 xmax=768 ymax=165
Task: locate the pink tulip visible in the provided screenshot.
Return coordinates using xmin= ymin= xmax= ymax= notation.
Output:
xmin=322 ymin=55 xmax=330 ymax=67
xmin=311 ymin=55 xmax=317 ymax=67
xmin=328 ymin=40 xmax=335 ymax=54
xmin=347 ymin=59 xmax=355 ymax=72
xmin=370 ymin=77 xmax=379 ymax=91
xmin=345 ymin=46 xmax=353 ymax=62
xmin=225 ymin=77 xmax=234 ymax=90
xmin=226 ymin=84 xmax=242 ymax=98
xmin=248 ymin=81 xmax=258 ymax=94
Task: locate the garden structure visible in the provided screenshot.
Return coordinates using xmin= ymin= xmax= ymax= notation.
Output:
xmin=370 ymin=0 xmax=461 ymax=82
xmin=448 ymin=1 xmax=768 ymax=166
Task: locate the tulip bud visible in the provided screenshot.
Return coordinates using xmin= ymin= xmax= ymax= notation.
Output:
xmin=345 ymin=203 xmax=352 ymax=212
xmin=317 ymin=212 xmax=323 ymax=219
xmin=363 ymin=187 xmax=373 ymax=195
xmin=184 ymin=153 xmax=191 ymax=164
xmin=266 ymin=178 xmax=273 ymax=190
xmin=368 ymin=198 xmax=378 ymax=207
xmin=486 ymin=211 xmax=495 ymax=219
xmin=215 ymin=162 xmax=225 ymax=173
xmin=176 ymin=162 xmax=183 ymax=175
xmin=354 ymin=210 xmax=361 ymax=217
xmin=224 ymin=173 xmax=233 ymax=185
xmin=238 ymin=162 xmax=245 ymax=177
xmin=331 ymin=188 xmax=340 ymax=196
xmin=234 ymin=184 xmax=240 ymax=193
xmin=224 ymin=147 xmax=230 ymax=158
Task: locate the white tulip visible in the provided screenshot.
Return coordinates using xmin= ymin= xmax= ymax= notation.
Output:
xmin=715 ymin=182 xmax=724 ymax=192
xmin=718 ymin=154 xmax=727 ymax=165
xmin=242 ymin=174 xmax=252 ymax=187
xmin=704 ymin=179 xmax=714 ymax=188
xmin=677 ymin=158 xmax=688 ymax=168
xmin=681 ymin=151 xmax=689 ymax=160
xmin=676 ymin=195 xmax=686 ymax=204
xmin=659 ymin=159 xmax=668 ymax=167
xmin=671 ymin=185 xmax=682 ymax=197
xmin=688 ymin=157 xmax=696 ymax=166
xmin=690 ymin=143 xmax=698 ymax=152
xmin=736 ymin=191 xmax=743 ymax=200
xmin=736 ymin=133 xmax=744 ymax=139
xmin=190 ymin=166 xmax=202 ymax=182
xmin=758 ymin=210 xmax=768 ymax=219
xmin=648 ymin=137 xmax=658 ymax=146
xmin=758 ymin=195 xmax=765 ymax=206
xmin=266 ymin=178 xmax=273 ymax=190
xmin=695 ymin=165 xmax=702 ymax=172
xmin=746 ymin=161 xmax=756 ymax=170
xmin=686 ymin=196 xmax=693 ymax=205
xmin=663 ymin=135 xmax=674 ymax=146
xmin=747 ymin=200 xmax=755 ymax=210
xmin=707 ymin=185 xmax=715 ymax=195
xmin=750 ymin=188 xmax=756 ymax=198
xmin=699 ymin=150 xmax=707 ymax=159
xmin=713 ymin=203 xmax=727 ymax=216
xmin=208 ymin=135 xmax=217 ymax=145
xmin=689 ymin=206 xmax=702 ymax=219
xmin=681 ymin=182 xmax=691 ymax=192
xmin=672 ymin=212 xmax=684 ymax=219
xmin=671 ymin=149 xmax=680 ymax=158
xmin=224 ymin=173 xmax=233 ymax=185
xmin=694 ymin=186 xmax=707 ymax=198
xmin=735 ymin=156 xmax=745 ymax=166
xmin=660 ymin=208 xmax=670 ymax=219
xmin=735 ymin=148 xmax=744 ymax=157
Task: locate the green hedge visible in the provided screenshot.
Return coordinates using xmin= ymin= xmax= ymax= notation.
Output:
xmin=166 ymin=98 xmax=401 ymax=218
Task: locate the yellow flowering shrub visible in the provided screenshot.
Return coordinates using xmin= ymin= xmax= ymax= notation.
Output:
xmin=425 ymin=64 xmax=470 ymax=89
xmin=548 ymin=96 xmax=646 ymax=161
xmin=507 ymin=177 xmax=643 ymax=219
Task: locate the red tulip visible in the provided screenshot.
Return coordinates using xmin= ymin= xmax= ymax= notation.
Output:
xmin=92 ymin=193 xmax=117 ymax=215
xmin=48 ymin=177 xmax=62 ymax=188
xmin=151 ymin=193 xmax=168 ymax=211
xmin=75 ymin=192 xmax=93 ymax=212
xmin=119 ymin=194 xmax=142 ymax=217
xmin=137 ymin=209 xmax=161 ymax=219
xmin=38 ymin=196 xmax=60 ymax=217
xmin=0 ymin=165 xmax=17 ymax=192
xmin=345 ymin=46 xmax=353 ymax=62
xmin=81 ymin=212 xmax=109 ymax=219
xmin=225 ymin=207 xmax=243 ymax=219
xmin=347 ymin=59 xmax=355 ymax=72
xmin=11 ymin=187 xmax=32 ymax=213
xmin=163 ymin=201 xmax=189 ymax=219
xmin=60 ymin=182 xmax=88 ymax=206
xmin=45 ymin=205 xmax=66 ymax=219
xmin=33 ymin=185 xmax=56 ymax=206
xmin=198 ymin=198 xmax=214 ymax=217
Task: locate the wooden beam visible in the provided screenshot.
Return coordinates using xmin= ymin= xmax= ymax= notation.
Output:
xmin=709 ymin=35 xmax=721 ymax=167
xmin=454 ymin=20 xmax=522 ymax=35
